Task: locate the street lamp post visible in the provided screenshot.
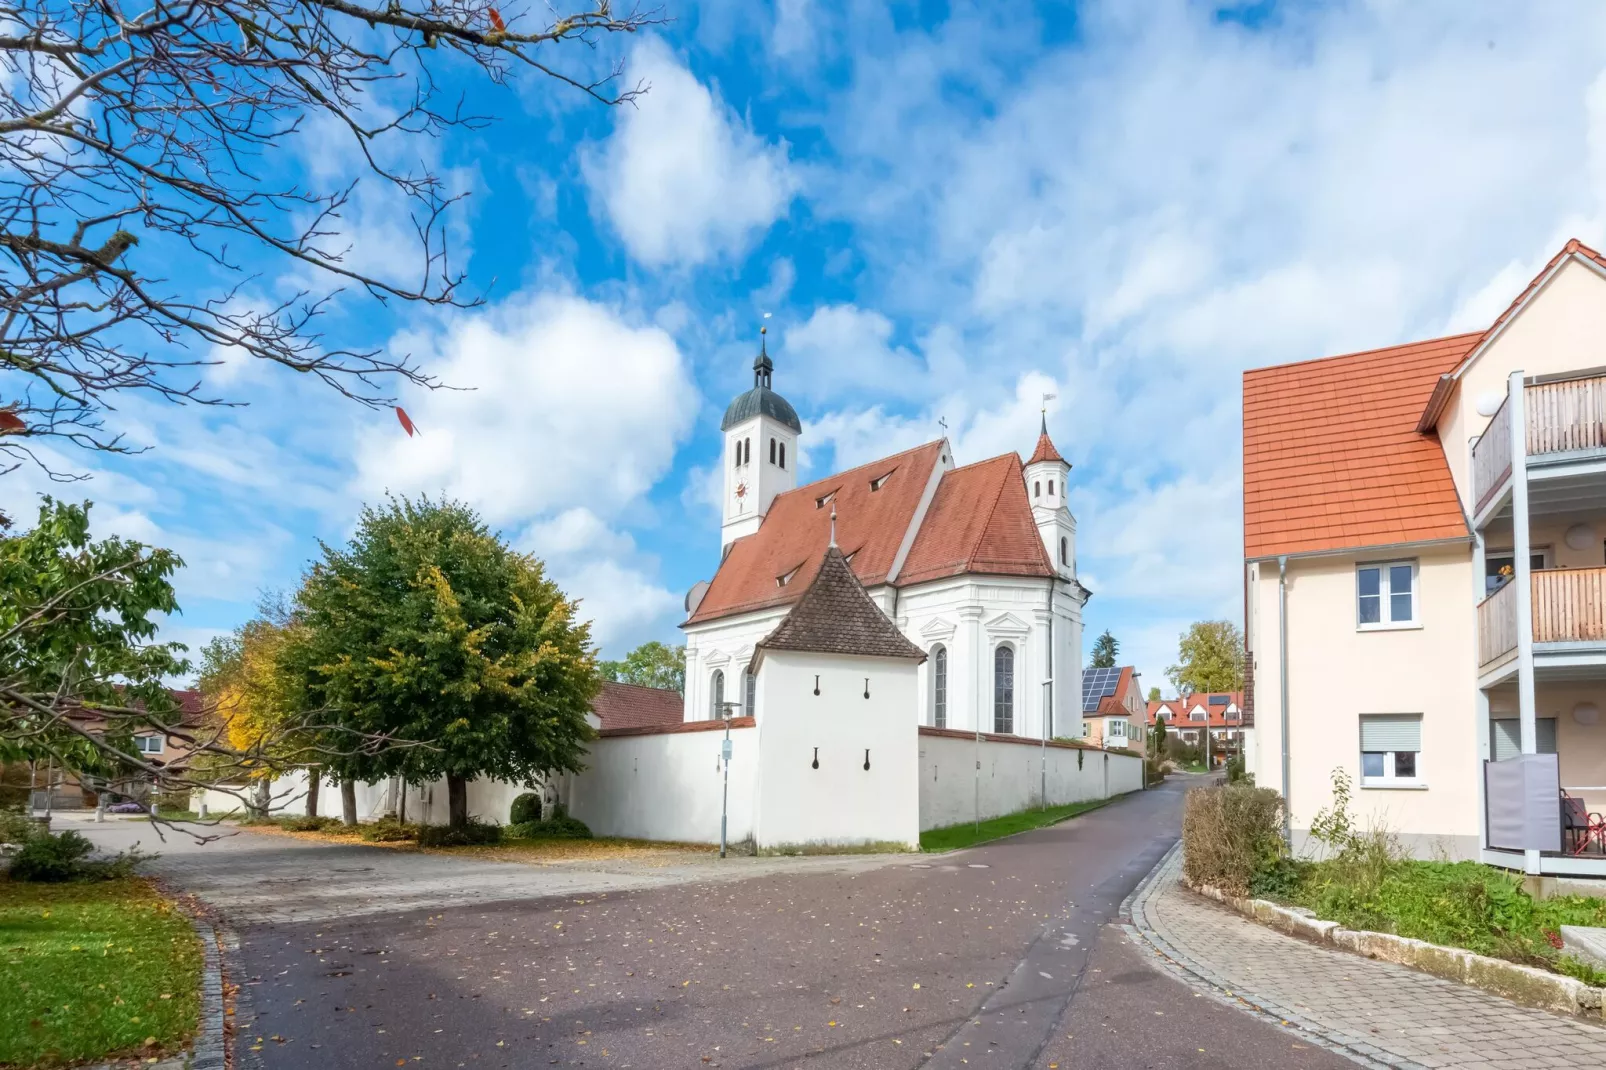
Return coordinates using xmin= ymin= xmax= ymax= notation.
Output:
xmin=716 ymin=701 xmax=741 ymax=858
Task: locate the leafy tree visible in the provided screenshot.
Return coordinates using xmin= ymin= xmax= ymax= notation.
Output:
xmin=598 ymin=641 xmax=686 ymax=693
xmin=0 ymin=0 xmax=656 ymax=475
xmin=1166 ymin=620 xmax=1246 ymax=695
xmin=1150 ymin=713 xmax=1168 ymax=760
xmin=293 ymin=496 xmax=598 ymax=827
xmin=1089 ymin=629 xmax=1119 ymax=669
xmin=0 ymin=498 xmax=188 ymax=789
xmin=1148 ymin=686 xmax=1161 ymax=702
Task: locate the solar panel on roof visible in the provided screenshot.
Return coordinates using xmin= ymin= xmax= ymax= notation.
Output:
xmin=1208 ymin=695 xmax=1229 ymax=706
xmin=1080 ymin=666 xmax=1122 ymax=713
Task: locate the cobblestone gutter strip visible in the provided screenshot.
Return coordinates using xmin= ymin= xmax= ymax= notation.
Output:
xmin=1186 ymin=874 xmax=1606 ymax=1020
xmin=1120 ymin=843 xmax=1409 ymax=1070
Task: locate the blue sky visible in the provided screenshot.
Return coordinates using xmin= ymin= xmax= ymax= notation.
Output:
xmin=5 ymin=1 xmax=1606 ymax=693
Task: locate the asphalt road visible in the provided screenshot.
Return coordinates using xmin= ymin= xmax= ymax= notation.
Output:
xmin=232 ymin=779 xmax=1357 ymax=1069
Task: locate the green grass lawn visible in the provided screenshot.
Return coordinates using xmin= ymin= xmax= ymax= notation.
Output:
xmin=0 ymin=878 xmax=202 ymax=1067
xmin=920 ymin=798 xmax=1111 ymax=853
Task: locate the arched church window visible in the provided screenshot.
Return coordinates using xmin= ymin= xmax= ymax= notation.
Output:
xmin=1034 ymin=481 xmax=1041 ymax=498
xmin=931 ymin=645 xmax=948 ymax=728
xmin=709 ymin=669 xmax=725 ymax=719
xmin=1049 ymin=479 xmax=1055 ymax=496
xmin=734 ymin=441 xmax=741 ymax=469
xmin=1060 ymin=537 xmax=1069 ymax=567
xmin=768 ymin=438 xmax=775 ymax=464
xmin=744 ymin=438 xmax=751 ymax=464
xmin=779 ymin=442 xmax=786 ymax=469
xmin=743 ymin=669 xmax=756 ymax=717
xmin=993 ymin=645 xmax=1014 ymax=734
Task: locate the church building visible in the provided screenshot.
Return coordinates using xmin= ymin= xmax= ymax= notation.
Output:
xmin=682 ymin=342 xmax=1092 ymax=744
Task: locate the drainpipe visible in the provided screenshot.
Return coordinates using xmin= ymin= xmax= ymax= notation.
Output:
xmin=1278 ymin=555 xmax=1292 ymax=848
xmin=1043 ymin=577 xmax=1053 ymax=806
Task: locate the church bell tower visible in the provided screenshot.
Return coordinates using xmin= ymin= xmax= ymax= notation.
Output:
xmin=721 ymin=329 xmax=801 ymax=549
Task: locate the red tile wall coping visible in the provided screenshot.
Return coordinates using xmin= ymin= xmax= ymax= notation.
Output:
xmin=598 ymin=716 xmax=756 ymax=739
xmin=917 ymin=725 xmax=1135 ymax=756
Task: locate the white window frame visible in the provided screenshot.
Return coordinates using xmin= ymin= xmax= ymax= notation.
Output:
xmin=135 ymin=735 xmax=164 ymax=755
xmin=1108 ymin=718 xmax=1128 ymax=740
xmin=1359 ymin=714 xmax=1424 ymax=789
xmin=1357 ymin=559 xmax=1419 ymax=631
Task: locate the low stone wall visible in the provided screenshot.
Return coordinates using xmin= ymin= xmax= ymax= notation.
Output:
xmin=1185 ymin=876 xmax=1606 ymax=1019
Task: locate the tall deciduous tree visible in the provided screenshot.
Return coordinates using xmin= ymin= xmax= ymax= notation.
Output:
xmin=1089 ymin=629 xmax=1119 ymax=669
xmin=1166 ymin=620 xmax=1246 ymax=695
xmin=0 ymin=0 xmax=656 ymax=474
xmin=294 ymin=497 xmax=598 ymax=827
xmin=598 ymin=641 xmax=685 ymax=693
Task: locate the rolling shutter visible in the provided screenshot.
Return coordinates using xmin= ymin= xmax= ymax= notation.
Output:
xmin=1359 ymin=714 xmax=1421 ymax=753
xmin=1490 ymin=718 xmax=1557 ymax=761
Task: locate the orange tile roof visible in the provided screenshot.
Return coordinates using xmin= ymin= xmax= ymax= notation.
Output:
xmin=687 ymin=441 xmax=945 ymax=624
xmin=591 ymin=681 xmax=683 ymax=731
xmin=898 ymin=454 xmax=1055 ymax=585
xmin=1243 ymin=333 xmax=1478 ymax=559
xmin=1148 ymin=692 xmax=1243 ymax=728
xmin=1027 ymin=430 xmax=1064 ymax=465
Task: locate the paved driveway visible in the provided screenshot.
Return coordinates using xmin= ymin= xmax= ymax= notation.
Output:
xmin=61 ymin=814 xmax=908 ymax=925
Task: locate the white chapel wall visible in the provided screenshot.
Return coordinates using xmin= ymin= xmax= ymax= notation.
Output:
xmin=565 ymin=724 xmax=757 ymax=845
xmin=752 ymin=651 xmax=920 ymax=849
xmin=917 ymin=732 xmax=1142 ymax=831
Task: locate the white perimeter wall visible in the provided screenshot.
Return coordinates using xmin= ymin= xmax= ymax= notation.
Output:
xmin=565 ymin=725 xmax=756 ymax=845
xmin=753 ymin=652 xmax=920 ymax=850
xmin=197 ymin=769 xmax=544 ymax=827
xmin=918 ymin=732 xmax=1142 ymax=832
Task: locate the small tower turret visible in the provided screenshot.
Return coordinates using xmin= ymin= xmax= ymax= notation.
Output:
xmin=1025 ymin=410 xmax=1075 ymax=577
xmin=721 ymin=329 xmax=801 ymax=549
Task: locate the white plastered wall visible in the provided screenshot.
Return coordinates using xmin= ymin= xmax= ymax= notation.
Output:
xmin=751 ymin=651 xmax=920 ymax=849
xmin=917 ymin=733 xmax=1142 ymax=831
xmin=565 ymin=726 xmax=756 ymax=845
xmin=1251 ymin=544 xmax=1481 ymax=859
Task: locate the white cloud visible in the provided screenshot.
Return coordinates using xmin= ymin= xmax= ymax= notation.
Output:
xmin=780 ymin=304 xmax=927 ymax=401
xmin=585 ymin=38 xmax=798 ymax=267
xmin=351 ymin=291 xmax=698 ymax=527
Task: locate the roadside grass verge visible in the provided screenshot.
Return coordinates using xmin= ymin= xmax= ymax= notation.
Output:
xmin=239 ymin=820 xmax=714 ymax=862
xmin=0 ymin=878 xmax=202 ymax=1067
xmin=921 ymin=798 xmax=1111 ymax=853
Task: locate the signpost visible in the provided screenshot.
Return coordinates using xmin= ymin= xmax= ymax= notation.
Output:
xmin=716 ymin=701 xmax=740 ymax=858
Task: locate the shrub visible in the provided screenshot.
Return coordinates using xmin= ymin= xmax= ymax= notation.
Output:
xmin=1224 ymin=756 xmax=1250 ymax=784
xmin=416 ymin=818 xmax=504 ymax=847
xmin=508 ymin=813 xmax=592 ymax=840
xmin=509 ymin=792 xmax=543 ymax=825
xmin=6 ymin=829 xmax=145 ymax=882
xmin=1144 ymin=757 xmax=1166 ymax=783
xmin=0 ymin=809 xmax=40 ymax=845
xmin=360 ymin=818 xmax=419 ymax=842
xmin=278 ymin=815 xmax=341 ymax=832
xmin=1181 ymin=782 xmax=1285 ymax=896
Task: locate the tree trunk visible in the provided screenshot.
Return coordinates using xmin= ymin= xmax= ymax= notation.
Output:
xmin=341 ymin=780 xmax=357 ymax=826
xmin=305 ymin=769 xmax=321 ymax=817
xmin=447 ymin=774 xmax=469 ymax=828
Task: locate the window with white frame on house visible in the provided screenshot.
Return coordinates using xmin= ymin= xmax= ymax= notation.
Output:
xmin=1082 ymin=721 xmax=1091 ymax=737
xmin=1108 ymin=719 xmax=1128 ymax=740
xmin=1188 ymin=709 xmax=1206 ymax=722
xmin=1490 ymin=717 xmax=1558 ymax=760
xmin=993 ymin=644 xmax=1014 ymax=734
xmin=135 ymin=735 xmax=163 ymax=755
xmin=930 ymin=645 xmax=948 ymax=729
xmin=1357 ymin=561 xmax=1416 ymax=627
xmin=1359 ymin=714 xmax=1422 ymax=786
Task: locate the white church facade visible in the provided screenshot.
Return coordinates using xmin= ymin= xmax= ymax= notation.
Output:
xmin=684 ymin=343 xmax=1092 ymax=745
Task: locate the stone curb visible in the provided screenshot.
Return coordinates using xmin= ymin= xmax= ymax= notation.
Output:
xmin=1119 ymin=842 xmax=1407 ymax=1070
xmin=1186 ymin=877 xmax=1606 ymax=1019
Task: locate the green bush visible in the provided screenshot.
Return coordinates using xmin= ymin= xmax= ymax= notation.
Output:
xmin=416 ymin=818 xmax=504 ymax=847
xmin=1144 ymin=758 xmax=1167 ymax=783
xmin=1181 ymin=782 xmax=1285 ymax=896
xmin=508 ymin=814 xmax=592 ymax=840
xmin=360 ymin=818 xmax=419 ymax=842
xmin=509 ymin=792 xmax=543 ymax=825
xmin=278 ymin=815 xmax=341 ymax=832
xmin=6 ymin=829 xmax=144 ymax=882
xmin=1224 ymin=756 xmax=1250 ymax=784
xmin=0 ymin=809 xmax=41 ymax=846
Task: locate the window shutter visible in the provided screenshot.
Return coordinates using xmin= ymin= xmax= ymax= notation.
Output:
xmin=1360 ymin=714 xmax=1421 ymax=752
xmin=1491 ymin=718 xmax=1557 ymax=760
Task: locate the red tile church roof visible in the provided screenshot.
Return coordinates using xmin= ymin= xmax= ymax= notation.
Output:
xmin=898 ymin=454 xmax=1056 ymax=585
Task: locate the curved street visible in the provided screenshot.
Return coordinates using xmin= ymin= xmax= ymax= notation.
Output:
xmin=137 ymin=779 xmax=1356 ymax=1069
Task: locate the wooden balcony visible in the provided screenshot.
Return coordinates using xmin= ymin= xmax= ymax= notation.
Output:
xmin=1480 ymin=566 xmax=1606 ymax=668
xmin=1472 ymin=374 xmax=1606 ymax=514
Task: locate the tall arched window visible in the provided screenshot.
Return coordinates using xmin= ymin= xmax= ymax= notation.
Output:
xmin=993 ymin=645 xmax=1015 ymax=734
xmin=733 ymin=441 xmax=741 ymax=469
xmin=709 ymin=670 xmax=725 ymax=719
xmin=1034 ymin=480 xmax=1041 ymax=498
xmin=1060 ymin=537 xmax=1069 ymax=567
xmin=931 ymin=645 xmax=948 ymax=728
xmin=1048 ymin=479 xmax=1055 ymax=496
xmin=769 ymin=438 xmax=777 ymax=464
xmin=779 ymin=442 xmax=786 ymax=469
xmin=743 ymin=669 xmax=756 ymax=717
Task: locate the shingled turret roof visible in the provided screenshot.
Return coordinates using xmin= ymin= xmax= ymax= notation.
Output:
xmin=753 ymin=545 xmax=926 ymax=666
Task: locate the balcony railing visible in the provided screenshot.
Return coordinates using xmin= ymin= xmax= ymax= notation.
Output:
xmin=1532 ymin=566 xmax=1606 ymax=644
xmin=1479 ymin=566 xmax=1606 ymax=667
xmin=1472 ymin=374 xmax=1606 ymax=514
xmin=1478 ymin=577 xmax=1517 ymax=666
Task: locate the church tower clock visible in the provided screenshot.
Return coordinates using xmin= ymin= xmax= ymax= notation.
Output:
xmin=721 ymin=330 xmax=801 ymax=549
